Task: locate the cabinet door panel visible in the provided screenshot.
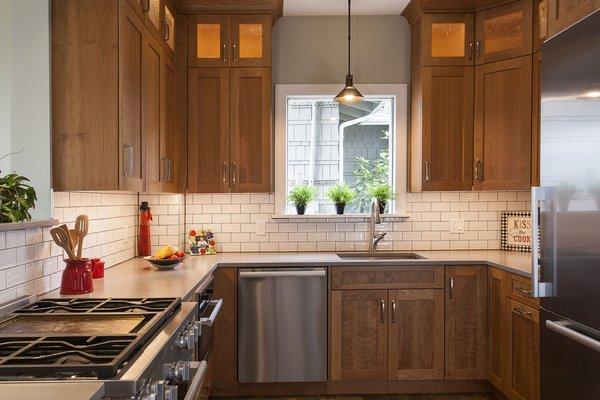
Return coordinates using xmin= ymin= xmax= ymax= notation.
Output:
xmin=143 ymin=36 xmax=163 ymax=193
xmin=120 ymin=5 xmax=145 ymax=191
xmin=422 ymin=66 xmax=474 ymax=191
xmin=421 ymin=14 xmax=475 ymax=66
xmin=445 ymin=266 xmax=486 ymax=380
xmin=330 ymin=290 xmax=388 ymax=381
xmin=145 ymin=0 xmax=162 ymax=38
xmin=547 ymin=0 xmax=600 ymax=38
xmin=164 ymin=1 xmax=176 ymax=54
xmin=487 ymin=268 xmax=508 ymax=391
xmin=161 ymin=54 xmax=177 ymax=192
xmin=188 ymin=15 xmax=229 ymax=67
xmin=507 ymin=299 xmax=540 ymax=400
xmin=475 ymin=0 xmax=533 ymax=64
xmin=230 ymin=14 xmax=272 ymax=67
xmin=230 ymin=68 xmax=271 ymax=192
xmin=188 ymin=68 xmax=230 ymax=193
xmin=474 ymin=56 xmax=532 ymax=190
xmin=388 ymin=289 xmax=444 ymax=380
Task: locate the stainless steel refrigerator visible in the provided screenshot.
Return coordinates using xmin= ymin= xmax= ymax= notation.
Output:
xmin=532 ymin=9 xmax=600 ymax=400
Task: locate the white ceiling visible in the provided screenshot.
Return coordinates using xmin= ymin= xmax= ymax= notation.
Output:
xmin=283 ymin=0 xmax=410 ymax=16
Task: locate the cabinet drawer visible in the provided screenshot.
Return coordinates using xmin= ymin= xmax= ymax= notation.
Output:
xmin=331 ymin=266 xmax=444 ymax=290
xmin=508 ymin=273 xmax=539 ymax=308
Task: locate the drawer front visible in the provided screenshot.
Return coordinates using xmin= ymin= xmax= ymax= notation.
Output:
xmin=331 ymin=266 xmax=445 ymax=290
xmin=508 ymin=273 xmax=540 ymax=308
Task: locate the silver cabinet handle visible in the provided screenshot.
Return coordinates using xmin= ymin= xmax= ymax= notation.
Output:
xmin=468 ymin=42 xmax=473 ymax=60
xmin=221 ymin=43 xmax=227 ymax=62
xmin=380 ymin=299 xmax=386 ymax=324
xmin=232 ymin=43 xmax=237 ymax=62
xmin=516 ymin=287 xmax=533 ymax=297
xmin=232 ymin=161 xmax=237 ymax=184
xmin=222 ymin=162 xmax=227 ymax=184
xmin=449 ymin=277 xmax=455 ymax=299
xmin=239 ymin=270 xmax=326 ymax=278
xmin=183 ymin=361 xmax=208 ymax=400
xmin=391 ymin=299 xmax=397 ymax=324
xmin=532 ymin=186 xmax=556 ymax=297
xmin=161 ymin=157 xmax=167 ymax=181
xmin=475 ymin=40 xmax=481 ymax=57
xmin=163 ymin=20 xmax=170 ymax=41
xmin=512 ymin=307 xmax=533 ymax=319
xmin=123 ymin=144 xmax=134 ymax=177
xmin=424 ymin=160 xmax=430 ymax=182
xmin=546 ymin=320 xmax=600 ymax=354
xmin=199 ymin=299 xmax=223 ymax=326
xmin=167 ymin=158 xmax=172 ymax=182
xmin=474 ymin=158 xmax=482 ymax=181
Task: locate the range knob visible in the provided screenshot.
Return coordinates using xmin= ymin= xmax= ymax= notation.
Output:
xmin=163 ymin=361 xmax=191 ymax=384
xmin=164 ymin=384 xmax=178 ymax=400
xmin=174 ymin=329 xmax=193 ymax=350
xmin=136 ymin=379 xmax=166 ymax=400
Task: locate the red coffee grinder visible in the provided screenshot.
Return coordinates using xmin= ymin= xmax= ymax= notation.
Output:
xmin=138 ymin=201 xmax=152 ymax=257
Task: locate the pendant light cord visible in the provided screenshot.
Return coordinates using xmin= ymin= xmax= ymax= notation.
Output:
xmin=347 ymin=0 xmax=351 ymax=78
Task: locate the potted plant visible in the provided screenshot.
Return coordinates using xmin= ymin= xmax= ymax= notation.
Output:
xmin=288 ymin=185 xmax=317 ymax=215
xmin=326 ymin=183 xmax=356 ymax=215
xmin=0 ymin=172 xmax=37 ymax=223
xmin=368 ymin=183 xmax=395 ymax=214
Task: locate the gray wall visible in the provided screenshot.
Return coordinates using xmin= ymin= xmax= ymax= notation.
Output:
xmin=272 ymin=15 xmax=410 ymax=84
xmin=0 ymin=1 xmax=11 ymax=174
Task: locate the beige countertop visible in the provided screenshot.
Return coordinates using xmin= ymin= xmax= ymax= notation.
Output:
xmin=0 ymin=382 xmax=104 ymax=400
xmin=47 ymin=250 xmax=531 ymax=301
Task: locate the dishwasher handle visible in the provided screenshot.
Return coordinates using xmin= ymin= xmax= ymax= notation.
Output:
xmin=239 ymin=270 xmax=326 ymax=278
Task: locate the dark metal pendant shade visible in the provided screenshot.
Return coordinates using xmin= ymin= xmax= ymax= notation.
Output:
xmin=335 ymin=0 xmax=364 ymax=103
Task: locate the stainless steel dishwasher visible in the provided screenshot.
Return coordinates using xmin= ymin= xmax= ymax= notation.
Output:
xmin=238 ymin=267 xmax=327 ymax=383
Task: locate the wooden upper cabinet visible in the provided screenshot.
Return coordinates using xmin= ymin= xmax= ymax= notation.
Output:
xmin=161 ymin=55 xmax=177 ymax=192
xmin=421 ymin=66 xmax=474 ymax=191
xmin=163 ymin=1 xmax=176 ymax=53
xmin=506 ymin=299 xmax=540 ymax=400
xmin=145 ymin=0 xmax=162 ymax=38
xmin=188 ymin=68 xmax=230 ymax=193
xmin=230 ymin=14 xmax=272 ymax=67
xmin=474 ymin=55 xmax=533 ymax=190
xmin=330 ymin=290 xmax=388 ymax=381
xmin=188 ymin=15 xmax=230 ymax=67
xmin=534 ymin=0 xmax=549 ymax=51
xmin=475 ymin=0 xmax=533 ymax=64
xmin=388 ymin=289 xmax=444 ymax=380
xmin=547 ymin=0 xmax=600 ymax=38
xmin=420 ymin=14 xmax=475 ymax=66
xmin=120 ymin=3 xmax=146 ymax=192
xmin=230 ymin=68 xmax=271 ymax=192
xmin=445 ymin=266 xmax=486 ymax=380
xmin=532 ymin=50 xmax=542 ymax=187
xmin=487 ymin=268 xmax=508 ymax=392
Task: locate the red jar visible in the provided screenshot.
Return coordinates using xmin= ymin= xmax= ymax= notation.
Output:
xmin=90 ymin=258 xmax=105 ymax=279
xmin=60 ymin=259 xmax=94 ymax=295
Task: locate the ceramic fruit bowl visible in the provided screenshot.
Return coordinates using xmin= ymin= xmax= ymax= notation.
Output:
xmin=143 ymin=256 xmax=186 ymax=270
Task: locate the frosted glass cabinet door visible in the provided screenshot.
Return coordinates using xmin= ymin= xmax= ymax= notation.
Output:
xmin=188 ymin=15 xmax=230 ymax=67
xmin=475 ymin=0 xmax=533 ymax=64
xmin=230 ymin=14 xmax=272 ymax=67
xmin=421 ymin=14 xmax=475 ymax=66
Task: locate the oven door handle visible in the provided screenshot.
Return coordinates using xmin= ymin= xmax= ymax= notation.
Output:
xmin=199 ymin=299 xmax=223 ymax=326
xmin=184 ymin=361 xmax=208 ymax=400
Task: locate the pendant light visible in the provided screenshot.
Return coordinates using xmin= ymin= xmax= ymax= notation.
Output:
xmin=334 ymin=0 xmax=364 ymax=103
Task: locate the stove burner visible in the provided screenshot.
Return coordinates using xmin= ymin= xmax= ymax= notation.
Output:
xmin=15 ymin=298 xmax=178 ymax=314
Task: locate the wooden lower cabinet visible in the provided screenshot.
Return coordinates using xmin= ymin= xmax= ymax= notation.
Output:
xmin=388 ymin=289 xmax=445 ymax=380
xmin=330 ymin=290 xmax=388 ymax=381
xmin=445 ymin=266 xmax=486 ymax=380
xmin=506 ymin=299 xmax=540 ymax=400
xmin=487 ymin=268 xmax=508 ymax=391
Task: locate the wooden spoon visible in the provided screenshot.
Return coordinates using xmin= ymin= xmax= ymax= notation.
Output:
xmin=50 ymin=225 xmax=77 ymax=260
xmin=68 ymin=229 xmax=79 ymax=256
xmin=74 ymin=215 xmax=89 ymax=259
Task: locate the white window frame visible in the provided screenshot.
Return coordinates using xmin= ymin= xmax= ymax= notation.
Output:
xmin=274 ymin=84 xmax=408 ymax=218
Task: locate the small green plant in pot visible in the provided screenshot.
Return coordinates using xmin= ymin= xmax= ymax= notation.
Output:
xmin=288 ymin=185 xmax=317 ymax=215
xmin=368 ymin=183 xmax=395 ymax=214
xmin=0 ymin=172 xmax=37 ymax=223
xmin=326 ymin=183 xmax=356 ymax=215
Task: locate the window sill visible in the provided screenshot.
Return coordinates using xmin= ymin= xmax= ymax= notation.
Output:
xmin=271 ymin=213 xmax=410 ymax=220
xmin=0 ymin=219 xmax=59 ymax=232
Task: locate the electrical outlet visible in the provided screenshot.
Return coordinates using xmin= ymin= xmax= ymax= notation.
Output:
xmin=256 ymin=221 xmax=266 ymax=236
xmin=449 ymin=218 xmax=465 ymax=234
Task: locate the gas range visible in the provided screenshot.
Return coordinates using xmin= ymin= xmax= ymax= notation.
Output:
xmin=0 ymin=297 xmax=204 ymax=400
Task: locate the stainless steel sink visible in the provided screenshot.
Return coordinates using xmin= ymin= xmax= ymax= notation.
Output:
xmin=336 ymin=252 xmax=426 ymax=261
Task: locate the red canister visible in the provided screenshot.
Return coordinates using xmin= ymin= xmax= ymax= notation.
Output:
xmin=90 ymin=258 xmax=105 ymax=279
xmin=60 ymin=258 xmax=94 ymax=294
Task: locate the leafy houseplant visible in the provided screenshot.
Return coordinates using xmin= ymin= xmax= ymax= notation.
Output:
xmin=288 ymin=185 xmax=317 ymax=215
xmin=326 ymin=184 xmax=356 ymax=215
xmin=0 ymin=172 xmax=37 ymax=223
xmin=368 ymin=183 xmax=395 ymax=214
xmin=351 ymin=132 xmax=390 ymax=213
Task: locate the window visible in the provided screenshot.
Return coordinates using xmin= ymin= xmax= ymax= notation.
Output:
xmin=275 ymin=84 xmax=408 ymax=217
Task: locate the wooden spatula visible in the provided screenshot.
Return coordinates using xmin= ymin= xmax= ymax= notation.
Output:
xmin=68 ymin=229 xmax=79 ymax=256
xmin=50 ymin=225 xmax=77 ymax=260
xmin=74 ymin=215 xmax=89 ymax=259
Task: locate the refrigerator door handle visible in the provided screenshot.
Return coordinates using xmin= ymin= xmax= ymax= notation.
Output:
xmin=532 ymin=187 xmax=556 ymax=297
xmin=546 ymin=320 xmax=600 ymax=354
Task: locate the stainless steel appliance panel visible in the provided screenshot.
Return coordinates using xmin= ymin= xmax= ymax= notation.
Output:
xmin=238 ymin=268 xmax=327 ymax=383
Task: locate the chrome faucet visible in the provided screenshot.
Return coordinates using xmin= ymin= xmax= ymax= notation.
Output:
xmin=369 ymin=199 xmax=387 ymax=253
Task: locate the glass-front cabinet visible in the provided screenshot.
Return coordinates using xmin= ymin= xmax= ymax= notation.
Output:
xmin=475 ymin=0 xmax=533 ymax=64
xmin=420 ymin=14 xmax=475 ymax=66
xmin=189 ymin=14 xmax=272 ymax=68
